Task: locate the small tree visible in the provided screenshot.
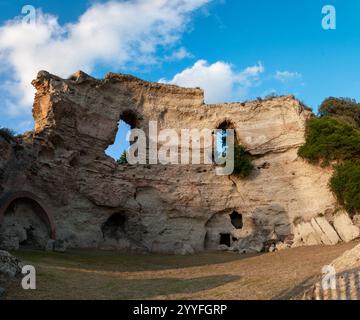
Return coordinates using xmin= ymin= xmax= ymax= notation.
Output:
xmin=117 ymin=151 xmax=128 ymax=165
xmin=0 ymin=127 xmax=16 ymax=142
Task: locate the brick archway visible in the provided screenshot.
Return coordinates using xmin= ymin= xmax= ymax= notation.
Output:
xmin=0 ymin=191 xmax=56 ymax=239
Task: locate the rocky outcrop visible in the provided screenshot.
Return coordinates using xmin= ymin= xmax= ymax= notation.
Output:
xmin=333 ymin=211 xmax=360 ymax=243
xmin=0 ymin=250 xmax=22 ymax=299
xmin=292 ymin=213 xmax=360 ymax=248
xmin=291 ymin=210 xmax=360 ymax=250
xmin=0 ymin=250 xmax=22 ymax=280
xmin=0 ymin=70 xmax=357 ymax=253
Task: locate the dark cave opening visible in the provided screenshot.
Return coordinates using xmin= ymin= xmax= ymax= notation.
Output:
xmin=101 ymin=212 xmax=127 ymax=241
xmin=219 ymin=233 xmax=231 ymax=247
xmin=0 ymin=198 xmax=51 ymax=250
xmin=230 ymin=211 xmax=243 ymax=229
xmin=19 ymin=225 xmax=38 ymax=248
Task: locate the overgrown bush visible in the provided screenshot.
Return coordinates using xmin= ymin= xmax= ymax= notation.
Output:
xmin=319 ymin=97 xmax=360 ymax=128
xmin=330 ymin=161 xmax=360 ymax=214
xmin=117 ymin=151 xmax=128 ymax=165
xmin=232 ymin=144 xmax=254 ymax=178
xmin=298 ymin=117 xmax=360 ymax=165
xmin=299 ymin=114 xmax=360 ymax=214
xmin=0 ymin=127 xmax=16 ymax=142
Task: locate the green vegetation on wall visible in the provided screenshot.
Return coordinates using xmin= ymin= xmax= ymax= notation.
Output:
xmin=319 ymin=97 xmax=360 ymax=128
xmin=299 ymin=98 xmax=360 ymax=215
xmin=298 ymin=117 xmax=360 ymax=165
xmin=330 ymin=161 xmax=360 ymax=213
xmin=232 ymin=144 xmax=254 ymax=178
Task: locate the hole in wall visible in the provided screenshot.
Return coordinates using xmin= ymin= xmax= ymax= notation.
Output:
xmin=120 ymin=110 xmax=139 ymax=129
xmin=215 ymin=120 xmax=237 ymax=158
xmin=219 ymin=233 xmax=231 ymax=247
xmin=0 ymin=199 xmax=50 ymax=250
xmin=105 ymin=110 xmax=139 ymax=162
xmin=230 ymin=211 xmax=243 ymax=229
xmin=69 ymin=156 xmax=78 ymax=167
xmin=105 ymin=120 xmax=131 ymax=161
xmin=19 ymin=226 xmax=38 ymax=247
xmin=101 ymin=212 xmax=127 ymax=241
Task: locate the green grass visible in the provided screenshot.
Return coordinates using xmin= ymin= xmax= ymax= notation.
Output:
xmin=4 ymin=249 xmax=243 ymax=300
xmin=4 ymin=243 xmax=358 ymax=300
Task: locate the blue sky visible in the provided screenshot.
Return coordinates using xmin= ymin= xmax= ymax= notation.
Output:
xmin=0 ymin=0 xmax=359 ymax=159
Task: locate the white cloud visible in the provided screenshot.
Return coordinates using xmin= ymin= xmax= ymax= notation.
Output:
xmin=159 ymin=60 xmax=264 ymax=103
xmin=0 ymin=0 xmax=210 ymax=114
xmin=274 ymin=70 xmax=302 ymax=83
xmin=164 ymin=47 xmax=193 ymax=61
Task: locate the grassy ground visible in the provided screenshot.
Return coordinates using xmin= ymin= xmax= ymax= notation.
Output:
xmin=4 ymin=241 xmax=359 ymax=300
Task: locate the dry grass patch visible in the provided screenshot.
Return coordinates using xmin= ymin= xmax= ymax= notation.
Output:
xmin=4 ymin=241 xmax=359 ymax=300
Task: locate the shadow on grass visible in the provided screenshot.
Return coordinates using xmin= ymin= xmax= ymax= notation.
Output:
xmin=271 ymin=276 xmax=316 ymax=300
xmin=11 ymin=248 xmax=259 ymax=272
xmin=106 ymin=275 xmax=241 ymax=299
xmin=5 ymin=272 xmax=240 ymax=300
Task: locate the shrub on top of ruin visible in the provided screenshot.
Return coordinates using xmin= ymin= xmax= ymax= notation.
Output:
xmin=263 ymin=93 xmax=279 ymax=100
xmin=319 ymin=97 xmax=360 ymax=128
xmin=0 ymin=127 xmax=16 ymax=143
xmin=330 ymin=161 xmax=360 ymax=215
xmin=117 ymin=151 xmax=128 ymax=165
xmin=232 ymin=144 xmax=254 ymax=178
xmin=298 ymin=117 xmax=360 ymax=165
xmin=299 ymin=114 xmax=360 ymax=214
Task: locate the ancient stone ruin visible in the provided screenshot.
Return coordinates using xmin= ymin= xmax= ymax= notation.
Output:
xmin=0 ymin=70 xmax=359 ymax=254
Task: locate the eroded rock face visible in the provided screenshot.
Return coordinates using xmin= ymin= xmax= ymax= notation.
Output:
xmin=0 ymin=250 xmax=22 ymax=280
xmin=0 ymin=70 xmax=356 ymax=253
xmin=333 ymin=210 xmax=360 ymax=243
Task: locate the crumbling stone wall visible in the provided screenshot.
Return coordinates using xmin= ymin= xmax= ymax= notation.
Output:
xmin=0 ymin=70 xmax=354 ymax=253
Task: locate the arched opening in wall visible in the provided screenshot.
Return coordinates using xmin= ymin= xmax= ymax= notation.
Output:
xmin=215 ymin=120 xmax=236 ymax=158
xmin=204 ymin=212 xmax=235 ymax=250
xmin=0 ymin=199 xmax=51 ymax=250
xmin=230 ymin=211 xmax=243 ymax=229
xmin=105 ymin=110 xmax=139 ymax=163
xmin=101 ymin=212 xmax=128 ymax=242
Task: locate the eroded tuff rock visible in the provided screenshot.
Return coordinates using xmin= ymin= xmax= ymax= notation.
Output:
xmin=0 ymin=250 xmax=22 ymax=281
xmin=0 ymin=70 xmax=358 ymax=253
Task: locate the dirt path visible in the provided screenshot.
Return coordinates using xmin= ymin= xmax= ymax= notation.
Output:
xmin=5 ymin=241 xmax=359 ymax=300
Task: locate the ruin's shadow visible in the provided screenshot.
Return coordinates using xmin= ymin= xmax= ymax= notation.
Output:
xmin=13 ymin=248 xmax=260 ymax=272
xmin=4 ymin=272 xmax=241 ymax=300
xmin=271 ymin=276 xmax=316 ymax=300
xmin=112 ymin=274 xmax=241 ymax=299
